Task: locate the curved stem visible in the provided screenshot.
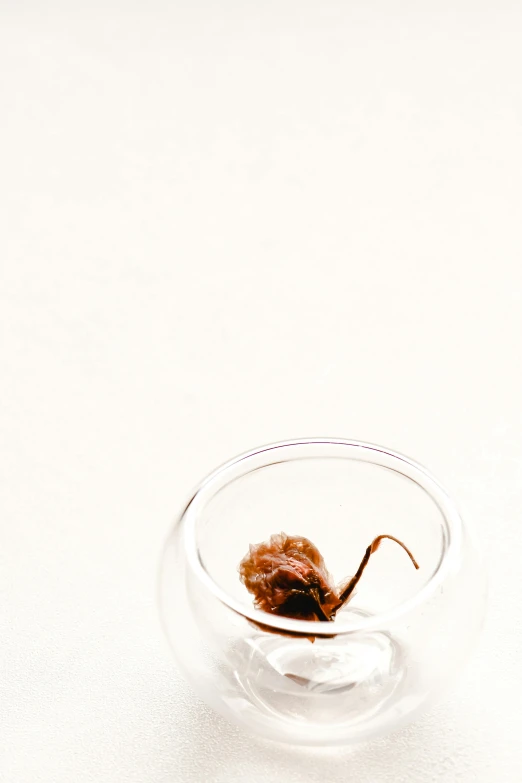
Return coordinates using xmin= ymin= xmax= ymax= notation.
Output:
xmin=338 ymin=534 xmax=419 ymax=607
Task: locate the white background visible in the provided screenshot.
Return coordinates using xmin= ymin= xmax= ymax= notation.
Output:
xmin=1 ymin=2 xmax=521 ymax=781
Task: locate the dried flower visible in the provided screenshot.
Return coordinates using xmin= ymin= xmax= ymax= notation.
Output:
xmin=239 ymin=532 xmax=419 ymax=632
xmin=239 ymin=533 xmax=340 ymax=622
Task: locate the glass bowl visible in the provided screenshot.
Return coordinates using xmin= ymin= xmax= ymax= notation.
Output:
xmin=159 ymin=439 xmax=486 ymax=746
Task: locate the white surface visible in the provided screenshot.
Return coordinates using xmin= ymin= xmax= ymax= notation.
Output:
xmin=1 ymin=2 xmax=521 ymax=781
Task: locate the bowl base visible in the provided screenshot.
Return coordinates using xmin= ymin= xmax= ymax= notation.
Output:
xmin=232 ymin=609 xmax=404 ymax=731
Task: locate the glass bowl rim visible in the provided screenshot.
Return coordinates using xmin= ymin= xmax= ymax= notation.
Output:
xmin=175 ymin=438 xmax=463 ymax=635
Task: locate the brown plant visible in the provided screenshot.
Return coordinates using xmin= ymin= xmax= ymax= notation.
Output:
xmin=239 ymin=532 xmax=419 ymax=631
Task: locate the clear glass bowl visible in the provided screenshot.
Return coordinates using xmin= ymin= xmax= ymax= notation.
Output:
xmin=159 ymin=439 xmax=486 ymax=746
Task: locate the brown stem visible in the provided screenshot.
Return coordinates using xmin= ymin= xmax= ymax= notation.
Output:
xmin=338 ymin=534 xmax=419 ymax=607
xmin=282 ymin=588 xmax=332 ymax=622
xmin=309 ymin=589 xmax=332 ymax=622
